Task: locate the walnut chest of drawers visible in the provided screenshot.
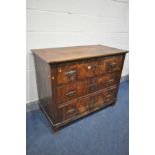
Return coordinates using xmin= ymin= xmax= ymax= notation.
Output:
xmin=32 ymin=45 xmax=128 ymax=130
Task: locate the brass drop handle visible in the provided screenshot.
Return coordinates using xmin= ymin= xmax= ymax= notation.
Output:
xmin=66 ymin=91 xmax=76 ymax=97
xmin=65 ymin=70 xmax=76 ymax=76
xmin=67 ymin=108 xmax=76 ymax=114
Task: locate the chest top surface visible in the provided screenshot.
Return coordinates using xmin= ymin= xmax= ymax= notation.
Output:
xmin=32 ymin=45 xmax=128 ymax=64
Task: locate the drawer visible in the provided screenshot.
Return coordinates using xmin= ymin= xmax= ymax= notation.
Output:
xmin=57 ymin=63 xmax=78 ymax=85
xmin=57 ymin=81 xmax=87 ymax=104
xmin=57 ymin=72 xmax=120 ymax=104
xmin=57 ymin=59 xmax=100 ymax=84
xmin=88 ymin=87 xmax=117 ymax=109
xmin=58 ymin=98 xmax=89 ymax=121
xmin=57 ymin=55 xmax=123 ymax=85
xmin=101 ymin=56 xmax=123 ymax=73
xmin=88 ymin=72 xmax=120 ymax=94
xmin=58 ymin=87 xmax=117 ymax=121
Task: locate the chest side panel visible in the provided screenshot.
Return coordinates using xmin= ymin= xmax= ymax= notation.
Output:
xmin=33 ymin=54 xmax=56 ymax=122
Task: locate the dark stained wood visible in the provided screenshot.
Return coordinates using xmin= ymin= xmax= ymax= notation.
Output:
xmin=57 ymin=72 xmax=121 ymax=104
xmin=32 ymin=45 xmax=128 ymax=130
xmin=58 ymin=86 xmax=118 ymax=122
xmin=33 ymin=54 xmax=53 ymax=119
xmin=50 ymin=64 xmax=59 ymax=123
xmin=57 ymin=55 xmax=123 ymax=84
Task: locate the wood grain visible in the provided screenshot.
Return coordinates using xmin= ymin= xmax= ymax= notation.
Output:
xmin=32 ymin=45 xmax=127 ymax=130
xmin=32 ymin=45 xmax=128 ymax=63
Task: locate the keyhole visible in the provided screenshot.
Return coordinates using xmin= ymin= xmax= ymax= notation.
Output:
xmin=88 ymin=66 xmax=91 ymax=70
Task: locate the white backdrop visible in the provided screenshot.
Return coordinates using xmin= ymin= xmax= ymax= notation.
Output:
xmin=26 ymin=0 xmax=129 ymax=103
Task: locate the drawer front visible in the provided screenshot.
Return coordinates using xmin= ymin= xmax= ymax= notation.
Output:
xmin=102 ymin=56 xmax=123 ymax=73
xmin=58 ymin=98 xmax=89 ymax=121
xmin=57 ymin=81 xmax=87 ymax=104
xmin=57 ymin=59 xmax=100 ymax=84
xmin=57 ymin=55 xmax=123 ymax=85
xmin=57 ymin=72 xmax=120 ymax=104
xmin=88 ymin=87 xmax=117 ymax=109
xmin=57 ymin=63 xmax=78 ymax=85
xmin=58 ymin=87 xmax=117 ymax=121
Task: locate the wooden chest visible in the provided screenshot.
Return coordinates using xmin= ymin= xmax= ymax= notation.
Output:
xmin=32 ymin=45 xmax=128 ymax=130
